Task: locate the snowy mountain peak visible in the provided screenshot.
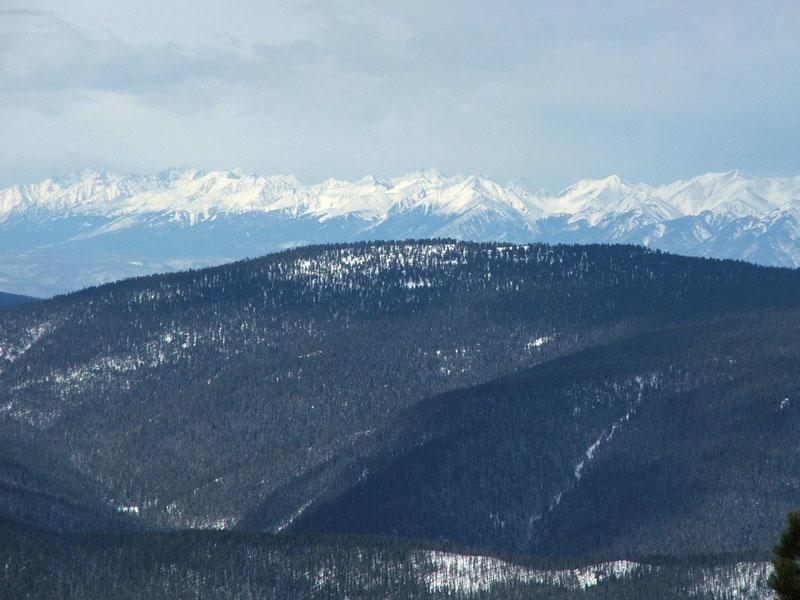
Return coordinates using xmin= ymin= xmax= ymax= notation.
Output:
xmin=5 ymin=168 xmax=798 ymax=225
xmin=563 ymin=174 xmax=633 ymax=194
xmin=1 ymin=168 xmax=800 ymax=296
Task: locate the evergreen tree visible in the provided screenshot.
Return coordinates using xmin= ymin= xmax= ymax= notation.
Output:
xmin=769 ymin=512 xmax=800 ymax=599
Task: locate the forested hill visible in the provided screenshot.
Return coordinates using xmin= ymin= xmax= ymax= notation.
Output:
xmin=1 ymin=240 xmax=799 ymax=577
xmin=291 ymin=310 xmax=800 ymax=557
xmin=0 ymin=290 xmax=35 ymax=309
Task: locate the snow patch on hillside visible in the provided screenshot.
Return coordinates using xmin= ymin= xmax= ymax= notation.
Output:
xmin=574 ymin=374 xmax=650 ymax=481
xmin=687 ymin=561 xmax=772 ymax=600
xmin=422 ymin=551 xmax=770 ymax=598
xmin=424 ymin=552 xmax=647 ymax=594
xmin=275 ymin=500 xmax=313 ymax=533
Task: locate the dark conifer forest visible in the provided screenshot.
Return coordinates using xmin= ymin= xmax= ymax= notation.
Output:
xmin=0 ymin=291 xmax=34 ymax=309
xmin=1 ymin=240 xmax=796 ymax=598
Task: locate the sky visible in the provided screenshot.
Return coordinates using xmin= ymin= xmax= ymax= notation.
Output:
xmin=2 ymin=0 xmax=799 ymax=189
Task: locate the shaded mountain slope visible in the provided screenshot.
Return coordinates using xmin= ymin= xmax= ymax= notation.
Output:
xmin=290 ymin=311 xmax=800 ymax=557
xmin=0 ymin=240 xmax=798 ymax=560
xmin=0 ymin=290 xmax=35 ymax=309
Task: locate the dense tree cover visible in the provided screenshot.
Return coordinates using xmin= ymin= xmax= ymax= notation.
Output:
xmin=0 ymin=519 xmax=770 ymax=599
xmin=0 ymin=290 xmax=34 ymax=309
xmin=292 ymin=311 xmax=800 ymax=557
xmin=4 ymin=240 xmax=796 ymax=535
xmin=0 ymin=240 xmax=799 ymax=596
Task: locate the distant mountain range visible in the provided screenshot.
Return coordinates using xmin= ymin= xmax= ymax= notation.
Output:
xmin=1 ymin=168 xmax=799 ymax=296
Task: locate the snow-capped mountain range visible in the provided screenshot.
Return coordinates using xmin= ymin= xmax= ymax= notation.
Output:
xmin=2 ymin=168 xmax=799 ymax=296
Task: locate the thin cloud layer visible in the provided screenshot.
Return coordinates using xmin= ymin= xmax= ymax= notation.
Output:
xmin=1 ymin=1 xmax=799 ymax=188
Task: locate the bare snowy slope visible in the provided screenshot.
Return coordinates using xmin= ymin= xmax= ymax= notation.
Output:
xmin=1 ymin=168 xmax=799 ymax=295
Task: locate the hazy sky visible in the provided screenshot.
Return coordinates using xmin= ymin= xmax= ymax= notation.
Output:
xmin=2 ymin=1 xmax=799 ymax=189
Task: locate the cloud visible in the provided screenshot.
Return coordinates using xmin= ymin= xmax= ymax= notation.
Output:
xmin=0 ymin=11 xmax=251 ymax=98
xmin=1 ymin=1 xmax=799 ymax=188
xmin=6 ymin=2 xmax=796 ymax=113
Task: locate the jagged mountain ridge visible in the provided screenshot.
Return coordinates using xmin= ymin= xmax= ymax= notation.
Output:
xmin=4 ymin=168 xmax=799 ymax=222
xmin=2 ymin=168 xmax=799 ymax=296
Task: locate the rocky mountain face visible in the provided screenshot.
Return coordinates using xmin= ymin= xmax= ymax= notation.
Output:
xmin=1 ymin=168 xmax=798 ymax=296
